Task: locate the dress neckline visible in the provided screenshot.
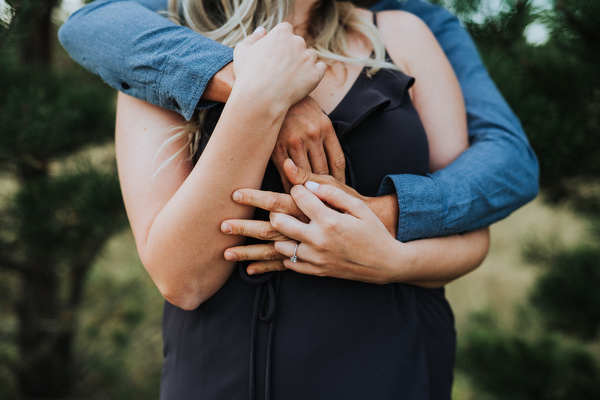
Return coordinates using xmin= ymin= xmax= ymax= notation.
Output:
xmin=327 ymin=67 xmax=368 ymax=118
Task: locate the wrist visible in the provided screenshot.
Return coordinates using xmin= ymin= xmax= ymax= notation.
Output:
xmin=229 ymin=79 xmax=293 ymax=119
xmin=385 ymin=240 xmax=419 ymax=284
xmin=202 ymin=62 xmax=234 ymax=103
xmin=226 ymin=87 xmax=289 ymax=130
xmin=365 ymin=194 xmax=399 ymax=238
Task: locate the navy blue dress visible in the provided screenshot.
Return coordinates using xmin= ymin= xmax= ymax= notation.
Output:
xmin=159 ymin=67 xmax=456 ymax=400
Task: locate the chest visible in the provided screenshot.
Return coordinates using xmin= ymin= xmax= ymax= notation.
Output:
xmin=311 ymin=63 xmax=365 ymax=115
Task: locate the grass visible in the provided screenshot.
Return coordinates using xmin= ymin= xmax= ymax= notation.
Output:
xmin=447 ymin=196 xmax=589 ymax=327
xmin=447 ymin=196 xmax=590 ymax=400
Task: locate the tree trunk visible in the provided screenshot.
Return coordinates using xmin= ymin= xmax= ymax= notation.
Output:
xmin=13 ymin=2 xmax=78 ymax=397
xmin=18 ymin=0 xmax=60 ymax=65
xmin=17 ymin=264 xmax=74 ymax=398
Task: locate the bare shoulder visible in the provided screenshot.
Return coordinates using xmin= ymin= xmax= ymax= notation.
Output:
xmin=353 ymin=7 xmax=373 ymax=22
xmin=375 ymin=10 xmax=433 ymax=38
xmin=374 ymin=10 xmax=440 ymax=75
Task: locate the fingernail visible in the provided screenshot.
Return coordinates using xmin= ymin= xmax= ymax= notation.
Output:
xmin=232 ymin=191 xmax=242 ymax=202
xmin=288 ymin=159 xmax=297 ymax=171
xmin=221 ymin=222 xmax=232 ymax=234
xmin=225 ymin=251 xmax=237 ymax=261
xmin=305 ymin=181 xmax=320 ymax=190
xmin=253 ymin=26 xmax=264 ymax=34
xmin=247 ymin=269 xmax=256 ymax=275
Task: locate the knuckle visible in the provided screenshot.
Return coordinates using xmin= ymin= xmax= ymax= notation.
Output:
xmin=321 ymin=216 xmax=337 ymax=231
xmin=306 ymin=123 xmax=321 ymax=139
xmin=314 ymin=268 xmax=328 ymax=277
xmin=333 ymin=154 xmax=346 ymax=170
xmin=264 ymin=195 xmax=282 ymax=211
xmin=322 ymin=122 xmax=335 ymax=134
xmin=270 ymin=213 xmax=283 ymax=230
xmin=271 ymin=147 xmax=286 ymax=161
xmin=294 ymin=168 xmax=312 ymax=183
xmin=294 ymin=34 xmax=306 ymax=46
xmin=323 ymin=174 xmax=335 ymax=183
xmin=277 ymin=22 xmax=292 ymax=33
xmin=262 ymin=246 xmax=279 ymax=261
xmin=234 ymin=224 xmax=247 ymax=237
xmin=317 ymin=255 xmax=330 ymax=267
xmin=275 ymin=261 xmax=287 ymax=271
xmin=258 ymin=225 xmax=275 ymax=240
xmin=312 ymin=237 xmax=328 ymax=252
xmin=290 ymin=138 xmax=305 ymax=152
xmin=290 ymin=185 xmax=307 ymax=201
xmin=318 ymin=122 xmax=333 ymax=136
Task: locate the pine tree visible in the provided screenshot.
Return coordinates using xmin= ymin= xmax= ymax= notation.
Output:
xmin=432 ymin=0 xmax=600 ymax=398
xmin=0 ymin=1 xmax=127 ymax=397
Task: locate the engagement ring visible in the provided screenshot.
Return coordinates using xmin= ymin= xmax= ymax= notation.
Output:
xmin=291 ymin=243 xmax=300 ymax=263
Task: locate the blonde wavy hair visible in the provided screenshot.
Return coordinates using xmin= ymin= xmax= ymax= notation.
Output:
xmin=162 ymin=0 xmax=397 ymax=165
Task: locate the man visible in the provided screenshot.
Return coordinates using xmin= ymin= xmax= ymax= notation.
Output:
xmin=59 ymin=0 xmax=538 ymax=248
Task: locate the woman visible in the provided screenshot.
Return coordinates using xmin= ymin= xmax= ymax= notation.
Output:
xmin=115 ymin=0 xmax=489 ymax=398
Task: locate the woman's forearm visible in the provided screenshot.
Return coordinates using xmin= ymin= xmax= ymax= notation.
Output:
xmin=388 ymin=228 xmax=490 ymax=288
xmin=118 ymin=25 xmax=326 ymax=309
xmin=222 ymin=180 xmax=489 ymax=286
xmin=142 ymin=95 xmax=286 ymax=309
xmin=117 ymin=92 xmax=286 ymax=310
xmin=238 ymin=183 xmax=489 ymax=287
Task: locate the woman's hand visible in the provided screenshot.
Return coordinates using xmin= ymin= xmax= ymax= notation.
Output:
xmin=279 ymin=159 xmax=398 ymax=236
xmin=223 ymin=180 xmax=489 ymax=287
xmin=221 ymin=159 xmax=400 ymax=274
xmin=222 ymin=179 xmax=401 ymax=283
xmin=268 ymin=182 xmax=401 ymax=284
xmin=233 ymin=24 xmax=326 ymax=112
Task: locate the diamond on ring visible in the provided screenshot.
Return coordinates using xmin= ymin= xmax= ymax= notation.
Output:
xmin=291 ymin=243 xmax=299 ymax=263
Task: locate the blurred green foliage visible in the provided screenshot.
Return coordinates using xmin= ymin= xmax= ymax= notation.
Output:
xmin=458 ymin=312 xmax=600 ymax=400
xmin=0 ymin=0 xmax=131 ymax=398
xmin=442 ymin=0 xmax=600 ymax=398
xmin=1 ymin=0 xmax=599 ymax=399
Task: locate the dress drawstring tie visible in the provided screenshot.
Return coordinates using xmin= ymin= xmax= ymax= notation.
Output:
xmin=240 ymin=267 xmax=281 ymax=400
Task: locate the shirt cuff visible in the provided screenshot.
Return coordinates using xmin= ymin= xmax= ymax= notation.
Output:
xmin=160 ymin=41 xmax=233 ymax=120
xmin=378 ymin=174 xmax=447 ymax=242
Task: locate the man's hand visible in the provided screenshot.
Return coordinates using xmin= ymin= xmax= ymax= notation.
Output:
xmin=282 ymin=159 xmax=398 ymax=236
xmin=221 ymin=160 xmax=400 ymax=274
xmin=201 ymin=62 xmax=235 ymax=104
xmin=202 ymin=62 xmax=345 ymax=192
xmin=225 ymin=182 xmax=401 ymax=283
xmin=273 ymin=97 xmax=346 ymax=192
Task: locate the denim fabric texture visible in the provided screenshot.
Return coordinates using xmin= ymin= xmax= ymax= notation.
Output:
xmin=58 ymin=0 xmax=539 ymax=242
xmin=58 ymin=0 xmax=233 ymax=118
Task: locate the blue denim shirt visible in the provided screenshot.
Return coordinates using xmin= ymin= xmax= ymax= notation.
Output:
xmin=58 ymin=0 xmax=539 ymax=242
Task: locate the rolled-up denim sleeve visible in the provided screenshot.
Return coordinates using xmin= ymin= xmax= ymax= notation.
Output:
xmin=374 ymin=0 xmax=539 ymax=242
xmin=58 ymin=0 xmax=233 ymax=120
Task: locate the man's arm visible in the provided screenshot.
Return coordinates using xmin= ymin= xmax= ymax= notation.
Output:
xmin=60 ymin=0 xmax=539 ymax=242
xmin=58 ymin=0 xmax=345 ymax=184
xmin=58 ymin=0 xmax=233 ymax=120
xmin=374 ymin=0 xmax=539 ymax=241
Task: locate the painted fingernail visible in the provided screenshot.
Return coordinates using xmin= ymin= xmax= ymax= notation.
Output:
xmin=225 ymin=251 xmax=237 ymax=261
xmin=221 ymin=222 xmax=232 ymax=234
xmin=305 ymin=181 xmax=320 ymax=190
xmin=232 ymin=191 xmax=242 ymax=202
